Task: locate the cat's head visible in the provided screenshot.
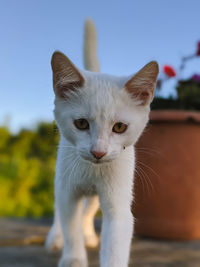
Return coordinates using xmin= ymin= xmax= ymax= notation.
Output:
xmin=52 ymin=51 xmax=159 ymax=164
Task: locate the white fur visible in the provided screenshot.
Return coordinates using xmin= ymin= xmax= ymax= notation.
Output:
xmin=46 ymin=71 xmax=150 ymax=266
xmin=45 ymin=20 xmax=157 ymax=267
xmin=84 ymin=19 xmax=100 ymax=72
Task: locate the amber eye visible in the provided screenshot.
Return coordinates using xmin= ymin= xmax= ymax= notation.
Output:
xmin=112 ymin=122 xmax=128 ymax=134
xmin=74 ymin=119 xmax=89 ymax=130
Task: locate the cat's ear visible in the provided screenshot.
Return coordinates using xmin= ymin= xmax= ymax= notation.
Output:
xmin=125 ymin=61 xmax=159 ymax=105
xmin=51 ymin=51 xmax=85 ymax=98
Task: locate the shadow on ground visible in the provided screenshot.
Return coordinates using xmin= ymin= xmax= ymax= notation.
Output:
xmin=1 ymin=218 xmax=200 ymax=267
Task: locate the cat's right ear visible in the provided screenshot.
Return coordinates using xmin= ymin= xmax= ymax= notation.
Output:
xmin=51 ymin=51 xmax=85 ymax=98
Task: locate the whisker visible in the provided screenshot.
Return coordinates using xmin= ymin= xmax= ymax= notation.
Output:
xmin=61 ymin=153 xmax=77 ymax=161
xmin=136 ymin=146 xmax=161 ymax=157
xmin=137 ymin=165 xmax=151 ymax=195
xmin=137 ymin=160 xmax=160 ymax=181
xmin=134 ymin=168 xmax=145 ymax=195
xmin=68 ymin=158 xmax=79 ymax=189
xmin=136 ymin=164 xmax=154 ymax=195
xmin=62 ymin=154 xmax=77 ymax=179
xmin=57 ymin=145 xmax=75 ymax=149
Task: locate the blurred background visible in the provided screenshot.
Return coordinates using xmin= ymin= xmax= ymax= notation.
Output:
xmin=1 ymin=1 xmax=200 ymax=266
xmin=0 ymin=0 xmax=200 ymax=219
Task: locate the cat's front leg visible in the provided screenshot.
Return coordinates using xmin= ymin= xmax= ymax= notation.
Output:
xmin=45 ymin=208 xmax=63 ymax=251
xmin=83 ymin=195 xmax=100 ymax=248
xmin=98 ymin=177 xmax=134 ymax=267
xmin=56 ymin=184 xmax=88 ymax=267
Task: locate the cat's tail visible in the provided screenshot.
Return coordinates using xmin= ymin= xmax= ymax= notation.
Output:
xmin=83 ymin=19 xmax=100 ymax=72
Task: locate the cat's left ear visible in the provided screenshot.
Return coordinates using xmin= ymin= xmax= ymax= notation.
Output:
xmin=51 ymin=51 xmax=85 ymax=98
xmin=125 ymin=61 xmax=159 ymax=105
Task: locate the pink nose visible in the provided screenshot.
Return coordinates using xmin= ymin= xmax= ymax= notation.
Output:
xmin=91 ymin=150 xmax=106 ymax=159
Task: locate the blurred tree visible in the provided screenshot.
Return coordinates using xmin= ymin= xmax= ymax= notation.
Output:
xmin=0 ymin=122 xmax=59 ymax=217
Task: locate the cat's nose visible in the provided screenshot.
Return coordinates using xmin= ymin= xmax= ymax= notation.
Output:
xmin=90 ymin=150 xmax=106 ymax=159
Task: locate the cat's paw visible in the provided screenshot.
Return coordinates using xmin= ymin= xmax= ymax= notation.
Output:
xmin=84 ymin=233 xmax=99 ymax=248
xmin=58 ymin=256 xmax=88 ymax=267
xmin=45 ymin=226 xmax=63 ymax=251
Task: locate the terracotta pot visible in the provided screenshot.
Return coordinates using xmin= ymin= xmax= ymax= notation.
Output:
xmin=133 ymin=110 xmax=200 ymax=240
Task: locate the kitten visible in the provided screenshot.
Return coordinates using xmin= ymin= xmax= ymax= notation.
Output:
xmin=45 ymin=19 xmax=159 ymax=267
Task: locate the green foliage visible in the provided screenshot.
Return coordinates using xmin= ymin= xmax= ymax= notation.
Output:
xmin=177 ymin=80 xmax=200 ymax=103
xmin=151 ymin=98 xmax=200 ymax=111
xmin=154 ymin=79 xmax=200 ymax=111
xmin=0 ymin=122 xmax=59 ymax=217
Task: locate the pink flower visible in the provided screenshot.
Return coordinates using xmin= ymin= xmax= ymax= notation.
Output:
xmin=192 ymin=74 xmax=200 ymax=83
xmin=163 ymin=65 xmax=176 ymax=77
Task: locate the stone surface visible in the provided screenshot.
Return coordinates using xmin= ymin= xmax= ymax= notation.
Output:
xmin=1 ymin=218 xmax=200 ymax=266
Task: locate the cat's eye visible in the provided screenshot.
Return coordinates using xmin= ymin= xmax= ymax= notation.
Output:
xmin=74 ymin=119 xmax=89 ymax=130
xmin=112 ymin=122 xmax=128 ymax=134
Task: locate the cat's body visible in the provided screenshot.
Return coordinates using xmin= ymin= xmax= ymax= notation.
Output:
xmin=45 ymin=20 xmax=159 ymax=267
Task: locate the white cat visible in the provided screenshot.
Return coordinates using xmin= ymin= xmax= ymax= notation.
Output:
xmin=45 ymin=19 xmax=159 ymax=267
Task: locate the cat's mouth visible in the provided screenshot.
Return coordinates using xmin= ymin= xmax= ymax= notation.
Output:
xmin=80 ymin=156 xmax=113 ymax=164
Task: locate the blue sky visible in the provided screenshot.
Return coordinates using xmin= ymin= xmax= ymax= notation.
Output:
xmin=1 ymin=0 xmax=200 ymax=132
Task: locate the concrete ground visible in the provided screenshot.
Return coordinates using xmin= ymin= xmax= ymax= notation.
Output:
xmin=1 ymin=218 xmax=200 ymax=267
